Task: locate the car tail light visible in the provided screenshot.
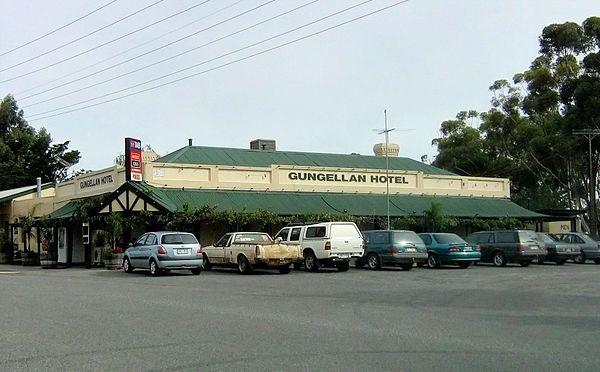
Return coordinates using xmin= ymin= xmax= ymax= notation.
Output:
xmin=475 ymin=245 xmax=481 ymax=251
xmin=448 ymin=246 xmax=461 ymax=252
xmin=157 ymin=246 xmax=167 ymax=254
xmin=390 ymin=247 xmax=398 ymax=254
xmin=197 ymin=247 xmax=203 ymax=253
xmin=325 ymin=241 xmax=331 ymax=250
xmin=517 ymin=244 xmax=524 ymax=252
xmin=255 ymin=245 xmax=261 ymax=256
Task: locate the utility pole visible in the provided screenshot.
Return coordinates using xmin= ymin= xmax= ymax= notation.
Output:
xmin=378 ymin=110 xmax=395 ymax=230
xmin=573 ymin=129 xmax=600 ymax=235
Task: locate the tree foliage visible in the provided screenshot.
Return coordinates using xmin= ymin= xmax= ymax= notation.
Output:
xmin=0 ymin=94 xmax=80 ymax=189
xmin=432 ymin=16 xmax=600 ymax=231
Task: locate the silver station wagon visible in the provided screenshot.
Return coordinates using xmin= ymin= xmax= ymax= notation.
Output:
xmin=123 ymin=231 xmax=203 ymax=276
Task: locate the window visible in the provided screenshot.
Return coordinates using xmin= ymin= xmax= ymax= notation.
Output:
xmin=290 ymin=228 xmax=301 ymax=241
xmin=274 ymin=229 xmax=289 ymax=241
xmin=373 ymin=232 xmax=389 ymax=244
xmin=496 ymin=232 xmax=516 ymax=243
xmin=392 ymin=231 xmax=421 ymax=243
xmin=476 ymin=233 xmax=493 ymax=243
xmin=215 ymin=234 xmax=232 ymax=247
xmin=420 ymin=234 xmax=432 ymax=245
xmin=146 ymin=234 xmax=157 ymax=245
xmin=432 ymin=233 xmax=465 ymax=244
xmin=233 ymin=233 xmax=271 ymax=243
xmin=161 ymin=233 xmax=198 ymax=245
xmin=135 ymin=234 xmax=147 ymax=246
xmin=306 ymin=226 xmax=326 ymax=238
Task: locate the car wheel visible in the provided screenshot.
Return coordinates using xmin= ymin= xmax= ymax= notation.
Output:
xmin=367 ymin=253 xmax=381 ymax=270
xmin=555 ymin=260 xmax=566 ymax=265
xmin=123 ymin=257 xmax=133 ymax=273
xmin=149 ymin=260 xmax=160 ymax=277
xmin=201 ymin=253 xmax=212 ymax=270
xmin=190 ymin=267 xmax=201 ymax=275
xmin=336 ymin=261 xmax=350 ymax=272
xmin=399 ymin=263 xmax=413 ymax=271
xmin=458 ymin=262 xmax=471 ymax=269
xmin=279 ymin=266 xmax=291 ymax=274
xmin=519 ymin=261 xmax=531 ymax=267
xmin=427 ymin=254 xmax=440 ymax=269
xmin=492 ymin=252 xmax=507 ymax=267
xmin=237 ymin=255 xmax=252 ymax=274
xmin=304 ymin=251 xmax=318 ymax=272
xmin=573 ymin=252 xmax=586 ymax=264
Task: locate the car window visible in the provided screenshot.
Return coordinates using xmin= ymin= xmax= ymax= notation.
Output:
xmin=233 ymin=233 xmax=272 ymax=243
xmin=575 ymin=236 xmax=586 ymax=244
xmin=536 ymin=233 xmax=556 ymax=243
xmin=274 ymin=229 xmax=289 ymax=241
xmin=306 ymin=226 xmax=326 ymax=238
xmin=330 ymin=224 xmax=361 ymax=238
xmin=432 ymin=233 xmax=465 ymax=244
xmin=420 ymin=234 xmax=432 ymax=245
xmin=146 ymin=234 xmax=157 ymax=245
xmin=135 ymin=234 xmax=147 ymax=246
xmin=290 ymin=228 xmax=301 ymax=241
xmin=162 ymin=233 xmax=198 ymax=244
xmin=496 ymin=232 xmax=516 ymax=243
xmin=476 ymin=233 xmax=493 ymax=243
xmin=363 ymin=233 xmax=371 ymax=244
xmin=373 ymin=232 xmax=389 ymax=244
xmin=518 ymin=231 xmax=538 ymax=242
xmin=393 ymin=231 xmax=421 ymax=243
xmin=215 ymin=234 xmax=232 ymax=247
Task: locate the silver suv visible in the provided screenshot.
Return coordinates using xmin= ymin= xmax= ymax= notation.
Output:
xmin=123 ymin=231 xmax=203 ymax=276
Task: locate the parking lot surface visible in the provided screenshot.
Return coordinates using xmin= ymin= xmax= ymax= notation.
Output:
xmin=1 ymin=263 xmax=599 ymax=371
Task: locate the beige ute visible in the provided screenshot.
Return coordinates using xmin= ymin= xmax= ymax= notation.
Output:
xmin=201 ymin=232 xmax=303 ymax=274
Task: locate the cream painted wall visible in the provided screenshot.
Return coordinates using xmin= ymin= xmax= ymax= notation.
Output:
xmin=144 ymin=162 xmax=510 ymax=198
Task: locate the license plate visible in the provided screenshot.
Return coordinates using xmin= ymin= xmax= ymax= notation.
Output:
xmin=338 ymin=254 xmax=349 ymax=258
xmin=464 ymin=247 xmax=472 ymax=251
xmin=531 ymin=246 xmax=538 ymax=250
xmin=176 ymin=249 xmax=188 ymax=254
xmin=405 ymin=248 xmax=416 ymax=252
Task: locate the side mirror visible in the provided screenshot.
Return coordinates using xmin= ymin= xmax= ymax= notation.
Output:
xmin=128 ymin=243 xmax=133 ymax=247
xmin=275 ymin=237 xmax=283 ymax=243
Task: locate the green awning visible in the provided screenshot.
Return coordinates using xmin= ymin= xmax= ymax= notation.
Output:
xmin=47 ymin=201 xmax=77 ymax=219
xmin=126 ymin=183 xmax=544 ymax=219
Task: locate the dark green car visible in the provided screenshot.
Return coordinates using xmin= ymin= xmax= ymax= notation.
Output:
xmin=356 ymin=230 xmax=427 ymax=271
xmin=466 ymin=230 xmax=546 ymax=267
xmin=418 ymin=233 xmax=481 ymax=269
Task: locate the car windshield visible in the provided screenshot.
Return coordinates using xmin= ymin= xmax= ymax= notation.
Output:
xmin=518 ymin=231 xmax=539 ymax=242
xmin=393 ymin=231 xmax=422 ymax=243
xmin=432 ymin=233 xmax=466 ymax=244
xmin=586 ymin=234 xmax=600 ymax=241
xmin=161 ymin=233 xmax=198 ymax=245
xmin=233 ymin=233 xmax=273 ymax=244
xmin=536 ymin=233 xmax=556 ymax=243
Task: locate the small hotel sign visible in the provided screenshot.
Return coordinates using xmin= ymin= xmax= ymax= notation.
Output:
xmin=80 ymin=175 xmax=114 ymax=189
xmin=287 ymin=171 xmax=410 ymax=184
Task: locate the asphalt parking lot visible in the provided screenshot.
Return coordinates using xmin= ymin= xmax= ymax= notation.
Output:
xmin=1 ymin=262 xmax=599 ymax=371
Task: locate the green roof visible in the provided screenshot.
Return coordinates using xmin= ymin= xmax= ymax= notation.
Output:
xmin=155 ymin=146 xmax=454 ymax=175
xmin=130 ymin=183 xmax=543 ymax=219
xmin=47 ymin=201 xmax=77 ymax=219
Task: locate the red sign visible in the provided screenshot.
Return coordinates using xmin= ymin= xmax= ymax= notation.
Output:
xmin=125 ymin=138 xmax=143 ymax=182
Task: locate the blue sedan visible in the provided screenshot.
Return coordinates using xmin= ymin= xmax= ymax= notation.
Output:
xmin=418 ymin=233 xmax=481 ymax=269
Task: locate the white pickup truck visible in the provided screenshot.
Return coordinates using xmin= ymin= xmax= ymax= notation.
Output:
xmin=201 ymin=232 xmax=303 ymax=274
xmin=274 ymin=222 xmax=364 ymax=272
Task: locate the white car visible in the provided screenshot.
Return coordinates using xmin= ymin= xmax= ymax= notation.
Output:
xmin=274 ymin=222 xmax=364 ymax=272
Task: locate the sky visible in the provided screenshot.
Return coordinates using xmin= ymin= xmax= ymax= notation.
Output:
xmin=0 ymin=0 xmax=598 ymax=172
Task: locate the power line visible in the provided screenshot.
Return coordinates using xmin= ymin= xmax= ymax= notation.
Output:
xmin=25 ymin=0 xmax=372 ymax=111
xmin=2 ymin=0 xmax=208 ymax=82
xmin=14 ymin=0 xmax=249 ymax=97
xmin=27 ymin=0 xmax=410 ymax=122
xmin=0 ymin=0 xmax=118 ymax=57
xmin=23 ymin=0 xmax=317 ymax=107
xmin=0 ymin=0 xmax=166 ymax=73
